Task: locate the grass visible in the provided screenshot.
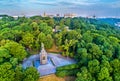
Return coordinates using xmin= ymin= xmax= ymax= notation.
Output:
xmin=28 ymin=43 xmax=62 ymax=55
xmin=47 ymin=43 xmax=62 ymax=53
xmin=38 ymin=74 xmax=76 ymax=81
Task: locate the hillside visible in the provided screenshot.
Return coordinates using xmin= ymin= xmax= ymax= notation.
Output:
xmin=0 ymin=15 xmax=120 ymax=81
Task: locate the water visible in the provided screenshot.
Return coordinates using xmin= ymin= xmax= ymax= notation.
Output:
xmin=34 ymin=60 xmax=40 ymax=68
xmin=34 ymin=58 xmax=53 ymax=68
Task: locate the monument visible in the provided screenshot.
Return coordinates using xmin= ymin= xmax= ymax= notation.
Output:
xmin=22 ymin=43 xmax=76 ymax=76
xmin=40 ymin=43 xmax=47 ymax=64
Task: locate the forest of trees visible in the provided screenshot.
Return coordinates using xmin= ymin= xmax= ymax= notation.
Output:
xmin=0 ymin=15 xmax=120 ymax=81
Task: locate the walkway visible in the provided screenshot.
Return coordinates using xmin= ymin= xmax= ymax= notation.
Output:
xmin=22 ymin=53 xmax=76 ymax=76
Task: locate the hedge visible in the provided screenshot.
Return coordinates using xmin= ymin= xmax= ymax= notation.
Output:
xmin=56 ymin=64 xmax=79 ymax=71
xmin=56 ymin=64 xmax=79 ymax=77
xmin=56 ymin=69 xmax=79 ymax=77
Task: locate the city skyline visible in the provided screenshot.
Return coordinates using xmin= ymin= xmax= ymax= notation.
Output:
xmin=0 ymin=0 xmax=120 ymax=17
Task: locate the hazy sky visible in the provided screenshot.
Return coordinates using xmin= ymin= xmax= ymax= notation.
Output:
xmin=0 ymin=0 xmax=120 ymax=17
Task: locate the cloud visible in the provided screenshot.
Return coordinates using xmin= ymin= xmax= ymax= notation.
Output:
xmin=31 ymin=0 xmax=120 ymax=17
xmin=0 ymin=0 xmax=119 ymax=17
xmin=30 ymin=0 xmax=120 ymax=9
xmin=57 ymin=1 xmax=75 ymax=5
xmin=32 ymin=2 xmax=57 ymax=6
xmin=110 ymin=1 xmax=120 ymax=8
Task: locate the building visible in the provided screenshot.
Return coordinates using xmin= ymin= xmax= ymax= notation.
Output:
xmin=43 ymin=12 xmax=54 ymax=18
xmin=12 ymin=16 xmax=19 ymax=20
xmin=47 ymin=15 xmax=54 ymax=18
xmin=40 ymin=43 xmax=47 ymax=65
xmin=56 ymin=14 xmax=60 ymax=17
xmin=43 ymin=12 xmax=47 ymax=17
xmin=64 ymin=13 xmax=77 ymax=18
xmin=86 ymin=15 xmax=97 ymax=19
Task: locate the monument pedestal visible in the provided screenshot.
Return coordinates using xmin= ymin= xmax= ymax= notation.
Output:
xmin=40 ymin=43 xmax=47 ymax=65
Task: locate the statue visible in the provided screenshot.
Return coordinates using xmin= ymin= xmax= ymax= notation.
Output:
xmin=40 ymin=43 xmax=47 ymax=64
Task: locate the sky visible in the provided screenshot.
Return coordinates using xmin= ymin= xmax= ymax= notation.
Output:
xmin=0 ymin=0 xmax=120 ymax=17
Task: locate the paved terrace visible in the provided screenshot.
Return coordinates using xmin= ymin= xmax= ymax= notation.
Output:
xmin=22 ymin=53 xmax=76 ymax=76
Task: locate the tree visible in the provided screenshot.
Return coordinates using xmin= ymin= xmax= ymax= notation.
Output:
xmin=38 ymin=32 xmax=46 ymax=43
xmin=98 ymin=67 xmax=110 ymax=81
xmin=38 ymin=32 xmax=53 ymax=49
xmin=104 ymin=49 xmax=113 ymax=60
xmin=82 ymin=31 xmax=93 ymax=43
xmin=10 ymin=58 xmax=18 ymax=66
xmin=100 ymin=60 xmax=113 ymax=73
xmin=88 ymin=59 xmax=100 ymax=75
xmin=77 ymin=40 xmax=86 ymax=48
xmin=14 ymin=65 xmax=24 ymax=81
xmin=20 ymin=23 xmax=32 ymax=32
xmin=20 ymin=33 xmax=34 ymax=50
xmin=59 ymin=19 xmax=65 ymax=27
xmin=70 ymin=19 xmax=81 ymax=29
xmin=87 ymin=43 xmax=103 ymax=59
xmin=12 ymin=30 xmax=23 ymax=42
xmin=114 ymin=73 xmax=120 ymax=81
xmin=108 ymin=36 xmax=119 ymax=45
xmin=75 ymin=48 xmax=88 ymax=65
xmin=30 ymin=22 xmax=39 ymax=31
xmin=39 ymin=23 xmax=53 ymax=35
xmin=47 ymin=18 xmax=55 ymax=27
xmin=23 ymin=67 xmax=39 ymax=81
xmin=110 ymin=59 xmax=120 ymax=73
xmin=0 ymin=62 xmax=15 ymax=81
xmin=62 ymin=39 xmax=78 ymax=57
xmin=55 ymin=33 xmax=62 ymax=46
xmin=0 ymin=28 xmax=15 ymax=40
xmin=0 ymin=15 xmax=120 ymax=81
xmin=76 ymin=67 xmax=92 ymax=81
xmin=45 ymin=34 xmax=53 ymax=49
xmin=66 ymin=30 xmax=82 ymax=41
xmin=3 ymin=41 xmax=27 ymax=61
xmin=0 ymin=48 xmax=11 ymax=63
xmin=93 ymin=34 xmax=106 ymax=45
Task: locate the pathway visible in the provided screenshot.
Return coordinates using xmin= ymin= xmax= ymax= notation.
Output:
xmin=22 ymin=53 xmax=76 ymax=76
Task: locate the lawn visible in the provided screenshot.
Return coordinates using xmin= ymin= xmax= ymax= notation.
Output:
xmin=47 ymin=43 xmax=62 ymax=53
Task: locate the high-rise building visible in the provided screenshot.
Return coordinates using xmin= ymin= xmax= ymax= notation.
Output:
xmin=43 ymin=12 xmax=46 ymax=17
xmin=64 ymin=13 xmax=77 ymax=18
xmin=56 ymin=14 xmax=60 ymax=17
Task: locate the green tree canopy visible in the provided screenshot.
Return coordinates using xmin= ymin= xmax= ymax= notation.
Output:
xmin=3 ymin=41 xmax=27 ymax=61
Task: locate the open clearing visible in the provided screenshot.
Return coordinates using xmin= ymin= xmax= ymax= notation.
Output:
xmin=38 ymin=74 xmax=76 ymax=81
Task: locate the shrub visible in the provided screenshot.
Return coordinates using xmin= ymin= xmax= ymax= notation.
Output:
xmin=56 ymin=69 xmax=79 ymax=77
xmin=56 ymin=64 xmax=79 ymax=71
xmin=56 ymin=64 xmax=79 ymax=77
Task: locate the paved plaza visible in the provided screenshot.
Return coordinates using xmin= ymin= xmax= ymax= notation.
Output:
xmin=22 ymin=53 xmax=76 ymax=76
